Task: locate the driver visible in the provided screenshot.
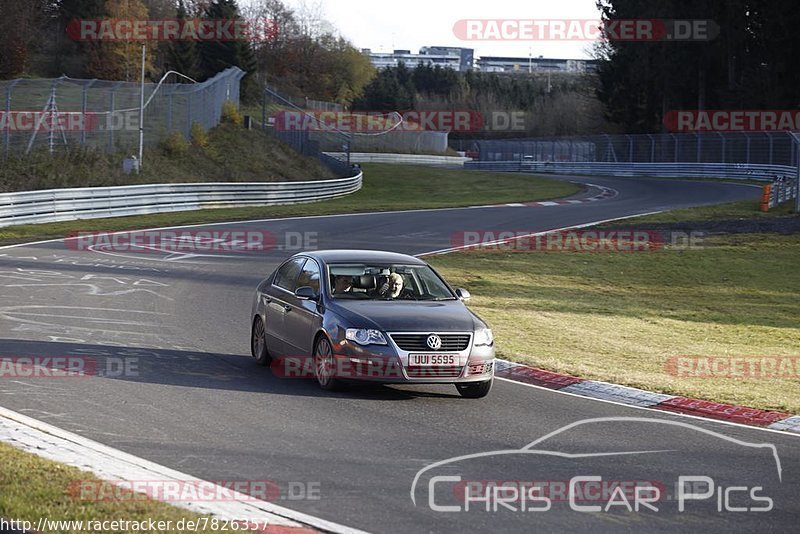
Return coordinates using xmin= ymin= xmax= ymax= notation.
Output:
xmin=332 ymin=275 xmax=353 ymax=294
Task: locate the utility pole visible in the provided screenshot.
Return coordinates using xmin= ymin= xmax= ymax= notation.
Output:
xmin=138 ymin=44 xmax=145 ymax=171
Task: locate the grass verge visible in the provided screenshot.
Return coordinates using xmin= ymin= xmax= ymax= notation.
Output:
xmin=0 ymin=163 xmax=580 ymax=246
xmin=0 ymin=123 xmax=334 ymax=193
xmin=597 ymin=197 xmax=796 ymax=224
xmin=0 ymin=442 xmax=261 ymax=533
xmin=428 ymin=201 xmax=800 ymax=413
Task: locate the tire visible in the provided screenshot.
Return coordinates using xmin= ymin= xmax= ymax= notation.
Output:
xmin=456 ymin=378 xmax=493 ymax=398
xmin=251 ymin=317 xmax=272 ymax=366
xmin=314 ymin=336 xmax=343 ymax=391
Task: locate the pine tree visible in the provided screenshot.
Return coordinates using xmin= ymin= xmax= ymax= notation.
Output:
xmin=196 ymin=0 xmax=257 ymax=98
xmin=166 ymin=0 xmax=200 ymax=81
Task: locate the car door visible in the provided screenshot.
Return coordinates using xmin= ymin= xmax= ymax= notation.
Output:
xmin=265 ymin=257 xmax=305 ymax=357
xmin=283 ymin=258 xmax=323 ymax=357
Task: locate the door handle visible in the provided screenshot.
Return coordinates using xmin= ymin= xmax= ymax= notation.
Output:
xmin=283 ymin=305 xmax=292 ymax=312
xmin=263 ymin=296 xmax=272 ymax=304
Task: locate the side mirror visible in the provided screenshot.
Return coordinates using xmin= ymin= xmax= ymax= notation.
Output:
xmin=455 ymin=288 xmax=471 ymax=302
xmin=295 ymin=286 xmax=319 ymax=301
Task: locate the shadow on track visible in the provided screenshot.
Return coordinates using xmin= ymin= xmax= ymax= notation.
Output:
xmin=0 ymin=339 xmax=459 ymax=401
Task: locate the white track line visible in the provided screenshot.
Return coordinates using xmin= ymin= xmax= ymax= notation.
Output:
xmin=419 ymin=211 xmax=664 ymax=256
xmin=494 ymin=376 xmax=800 ymax=438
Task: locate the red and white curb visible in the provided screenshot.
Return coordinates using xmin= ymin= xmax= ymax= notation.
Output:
xmin=495 ymin=360 xmax=800 ymax=434
xmin=0 ymin=407 xmax=368 ymax=534
xmin=495 ymin=183 xmax=618 ymax=208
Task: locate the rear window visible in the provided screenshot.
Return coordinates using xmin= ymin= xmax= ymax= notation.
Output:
xmin=274 ymin=258 xmax=305 ymax=291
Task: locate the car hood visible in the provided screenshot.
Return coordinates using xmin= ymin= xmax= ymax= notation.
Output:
xmin=329 ymin=299 xmax=481 ymax=332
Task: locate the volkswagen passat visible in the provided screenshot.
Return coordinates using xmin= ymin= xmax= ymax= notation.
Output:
xmin=250 ymin=250 xmax=495 ymax=397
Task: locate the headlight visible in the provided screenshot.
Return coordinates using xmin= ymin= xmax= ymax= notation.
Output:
xmin=474 ymin=328 xmax=493 ymax=347
xmin=346 ymin=328 xmax=388 ymax=346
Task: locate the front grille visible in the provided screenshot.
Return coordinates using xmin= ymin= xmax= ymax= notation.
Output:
xmin=405 ymin=366 xmax=464 ymax=379
xmin=390 ymin=333 xmax=471 ymax=352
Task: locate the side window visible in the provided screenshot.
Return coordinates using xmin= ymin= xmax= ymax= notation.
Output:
xmin=296 ymin=259 xmax=321 ymax=294
xmin=273 ymin=258 xmax=305 ymax=292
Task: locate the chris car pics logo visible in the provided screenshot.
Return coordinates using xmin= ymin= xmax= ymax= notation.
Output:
xmin=411 ymin=417 xmax=781 ymax=514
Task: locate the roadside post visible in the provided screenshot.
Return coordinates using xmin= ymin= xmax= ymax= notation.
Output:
xmin=760 ymin=184 xmax=772 ymax=212
xmin=790 ymin=131 xmax=800 ymax=213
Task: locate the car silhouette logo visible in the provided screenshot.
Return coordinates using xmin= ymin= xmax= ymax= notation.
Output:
xmin=426 ymin=334 xmax=442 ymax=350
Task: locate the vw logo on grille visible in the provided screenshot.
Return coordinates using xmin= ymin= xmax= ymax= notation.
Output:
xmin=426 ymin=334 xmax=442 ymax=350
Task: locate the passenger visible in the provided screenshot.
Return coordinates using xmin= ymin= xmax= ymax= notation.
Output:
xmin=378 ymin=273 xmax=413 ymax=299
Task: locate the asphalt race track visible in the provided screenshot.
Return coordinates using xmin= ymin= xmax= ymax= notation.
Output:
xmin=1 ymin=175 xmax=797 ymax=533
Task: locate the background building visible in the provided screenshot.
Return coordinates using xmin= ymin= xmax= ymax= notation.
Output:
xmin=476 ymin=56 xmax=599 ymax=73
xmin=362 ymin=47 xmax=474 ymax=72
xmin=362 ymin=47 xmax=597 ymax=75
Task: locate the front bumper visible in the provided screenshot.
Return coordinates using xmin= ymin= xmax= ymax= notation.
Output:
xmin=330 ymin=331 xmax=495 ymax=384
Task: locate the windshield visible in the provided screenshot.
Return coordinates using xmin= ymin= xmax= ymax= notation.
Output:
xmin=327 ymin=264 xmax=456 ymax=301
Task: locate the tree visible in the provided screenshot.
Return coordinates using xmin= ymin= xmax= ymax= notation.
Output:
xmin=0 ymin=0 xmax=51 ymax=78
xmin=56 ymin=0 xmax=108 ymax=77
xmin=78 ymin=0 xmax=156 ymax=81
xmin=353 ymin=63 xmax=415 ymax=111
xmin=595 ymin=0 xmax=800 ymax=132
xmin=164 ymin=0 xmax=201 ymax=81
xmin=196 ymin=0 xmax=257 ymax=98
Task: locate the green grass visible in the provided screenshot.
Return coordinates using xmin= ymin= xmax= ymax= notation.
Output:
xmin=598 ymin=198 xmax=796 ymax=224
xmin=598 ymin=200 xmax=794 ymax=228
xmin=0 ymin=442 xmax=259 ymax=533
xmin=0 ymin=163 xmax=580 ymax=246
xmin=429 ymin=206 xmax=800 ymax=413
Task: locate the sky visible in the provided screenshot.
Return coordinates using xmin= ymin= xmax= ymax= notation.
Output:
xmin=247 ymin=0 xmax=603 ymax=60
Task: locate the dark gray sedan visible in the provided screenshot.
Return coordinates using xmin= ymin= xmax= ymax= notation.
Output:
xmin=250 ymin=250 xmax=495 ymax=397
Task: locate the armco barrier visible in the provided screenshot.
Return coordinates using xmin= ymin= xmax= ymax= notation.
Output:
xmin=324 ymin=153 xmax=471 ymax=166
xmin=0 ymin=172 xmax=362 ymax=227
xmin=465 ymin=161 xmax=795 ymax=181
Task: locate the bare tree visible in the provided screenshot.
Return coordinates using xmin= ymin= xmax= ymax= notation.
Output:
xmin=293 ymin=0 xmax=333 ymax=39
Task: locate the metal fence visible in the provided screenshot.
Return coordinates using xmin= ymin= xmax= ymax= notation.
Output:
xmin=260 ymin=86 xmax=355 ymax=176
xmin=1 ymin=67 xmax=246 ymax=158
xmin=468 ymin=132 xmax=799 ymax=166
xmin=323 ymin=152 xmax=471 ymax=166
xmin=263 ymin=86 xmax=343 ymax=112
xmin=259 ymin=86 xmax=450 ymax=166
xmin=465 ymin=160 xmax=795 ymax=181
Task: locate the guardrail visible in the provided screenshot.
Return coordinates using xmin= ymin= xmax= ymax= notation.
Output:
xmin=0 ymin=172 xmax=362 ymax=227
xmin=325 ymin=152 xmax=471 ymax=166
xmin=465 ymin=161 xmax=795 ymax=181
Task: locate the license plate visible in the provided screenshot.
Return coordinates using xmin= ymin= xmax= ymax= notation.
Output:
xmin=409 ymin=354 xmax=457 ymax=367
